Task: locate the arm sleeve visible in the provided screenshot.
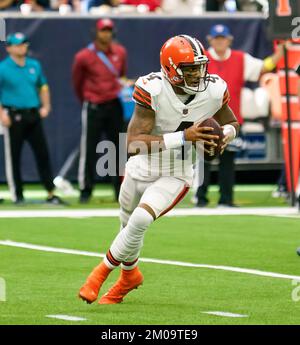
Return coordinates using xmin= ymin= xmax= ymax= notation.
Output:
xmin=244 ymin=53 xmax=264 ymax=82
xmin=120 ymin=48 xmax=127 ymax=78
xmin=72 ymin=54 xmax=85 ymax=102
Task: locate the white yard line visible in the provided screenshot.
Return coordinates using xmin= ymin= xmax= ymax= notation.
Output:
xmin=0 ymin=207 xmax=298 ymax=218
xmin=46 ymin=315 xmax=87 ymax=321
xmin=1 ymin=240 xmax=300 ymax=281
xmin=202 ymin=311 xmax=248 ymax=318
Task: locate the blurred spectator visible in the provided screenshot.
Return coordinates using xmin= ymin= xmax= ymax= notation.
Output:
xmin=205 ymin=0 xmax=263 ymax=12
xmin=206 ymin=0 xmax=224 ymax=11
xmin=20 ymin=0 xmax=80 ymax=12
xmin=0 ymin=32 xmax=66 ymax=205
xmin=0 ymin=0 xmax=19 ymax=10
xmin=194 ymin=24 xmax=286 ymax=207
xmin=72 ymin=19 xmax=127 ymax=203
xmin=121 ymin=0 xmax=161 ymax=11
xmin=272 ymin=167 xmax=288 ymax=199
xmin=86 ymin=0 xmax=120 ymax=11
xmin=206 ymin=0 xmax=239 ymax=11
xmin=27 ymin=0 xmax=50 ymax=10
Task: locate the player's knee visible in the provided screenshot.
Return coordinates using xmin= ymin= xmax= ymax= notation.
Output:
xmin=128 ymin=206 xmax=154 ymax=232
xmin=138 ymin=203 xmax=156 ymax=220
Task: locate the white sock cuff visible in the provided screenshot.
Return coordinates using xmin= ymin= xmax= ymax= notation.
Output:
xmin=121 ymin=259 xmax=139 ymax=271
xmin=103 ymin=257 xmax=118 ymax=270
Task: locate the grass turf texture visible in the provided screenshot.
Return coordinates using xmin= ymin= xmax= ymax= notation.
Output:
xmin=0 ymin=183 xmax=289 ymax=208
xmin=1 ymin=215 xmax=300 ymax=325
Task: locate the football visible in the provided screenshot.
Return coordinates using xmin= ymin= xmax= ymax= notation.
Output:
xmin=197 ymin=118 xmax=224 ymax=161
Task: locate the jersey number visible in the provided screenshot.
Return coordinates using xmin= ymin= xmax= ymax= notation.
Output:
xmin=147 ymin=73 xmax=162 ymax=81
xmin=175 ymin=121 xmax=194 ymax=160
xmin=206 ymin=75 xmax=219 ymax=83
xmin=276 ymin=0 xmax=291 ymax=16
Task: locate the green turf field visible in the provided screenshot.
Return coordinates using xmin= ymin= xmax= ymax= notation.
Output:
xmin=1 ymin=193 xmax=300 ymax=324
xmin=0 ymin=183 xmax=289 ymax=208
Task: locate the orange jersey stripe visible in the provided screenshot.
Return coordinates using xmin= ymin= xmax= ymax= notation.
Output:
xmin=134 ymin=89 xmax=151 ymax=104
xmin=222 ymin=89 xmax=230 ymax=106
xmin=135 ymin=85 xmax=151 ymax=101
xmin=134 ymin=89 xmax=151 ymax=102
xmin=133 ymin=93 xmax=152 ymax=109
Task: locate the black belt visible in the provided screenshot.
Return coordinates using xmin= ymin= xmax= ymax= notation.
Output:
xmin=88 ymin=99 xmax=119 ymax=110
xmin=4 ymin=106 xmax=38 ymax=114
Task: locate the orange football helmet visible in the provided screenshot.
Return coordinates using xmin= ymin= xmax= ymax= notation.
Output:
xmin=160 ymin=35 xmax=209 ymax=93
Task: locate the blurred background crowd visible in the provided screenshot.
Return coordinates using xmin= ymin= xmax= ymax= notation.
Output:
xmin=0 ymin=0 xmax=268 ymax=15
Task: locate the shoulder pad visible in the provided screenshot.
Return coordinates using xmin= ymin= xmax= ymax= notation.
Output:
xmin=133 ymin=72 xmax=162 ymax=109
xmin=206 ymin=74 xmax=228 ymax=100
xmin=136 ymin=72 xmax=162 ymax=97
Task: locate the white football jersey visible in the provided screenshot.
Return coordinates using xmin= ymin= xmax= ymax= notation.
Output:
xmin=126 ymin=72 xmax=229 ymax=185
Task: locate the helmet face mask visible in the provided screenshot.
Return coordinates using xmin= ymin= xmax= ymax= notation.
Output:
xmin=160 ymin=35 xmax=210 ymax=95
xmin=178 ymin=62 xmax=209 ymax=94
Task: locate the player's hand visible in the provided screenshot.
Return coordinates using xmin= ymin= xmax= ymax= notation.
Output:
xmin=220 ymin=125 xmax=236 ymax=154
xmin=39 ymin=107 xmax=50 ymax=119
xmin=0 ymin=109 xmax=11 ymax=127
xmin=184 ymin=124 xmax=219 ymax=147
xmin=220 ymin=134 xmax=231 ymax=155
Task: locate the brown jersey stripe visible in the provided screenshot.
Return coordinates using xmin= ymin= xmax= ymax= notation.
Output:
xmin=133 ymin=100 xmax=152 ymax=110
xmin=133 ymin=92 xmax=151 ymax=105
xmin=133 ymin=90 xmax=151 ymax=105
xmin=135 ymin=85 xmax=151 ymax=100
xmin=133 ymin=94 xmax=152 ymax=108
xmin=133 ymin=89 xmax=151 ymax=104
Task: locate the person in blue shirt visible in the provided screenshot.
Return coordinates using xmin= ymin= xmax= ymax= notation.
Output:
xmin=0 ymin=32 xmax=65 ymax=205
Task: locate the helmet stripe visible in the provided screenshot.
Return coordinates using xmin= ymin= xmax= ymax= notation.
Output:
xmin=179 ymin=35 xmax=204 ymax=60
xmin=195 ymin=38 xmax=205 ymax=56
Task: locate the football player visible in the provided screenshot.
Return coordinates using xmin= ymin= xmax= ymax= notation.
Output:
xmin=78 ymin=35 xmax=240 ymax=304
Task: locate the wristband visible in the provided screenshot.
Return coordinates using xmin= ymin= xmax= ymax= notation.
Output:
xmin=163 ymin=131 xmax=185 ymax=149
xmin=223 ymin=124 xmax=236 ymax=141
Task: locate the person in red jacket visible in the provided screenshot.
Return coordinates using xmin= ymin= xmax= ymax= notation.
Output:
xmin=72 ymin=18 xmax=128 ymax=203
xmin=121 ymin=0 xmax=161 ymax=11
xmin=195 ymin=24 xmax=285 ymax=207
